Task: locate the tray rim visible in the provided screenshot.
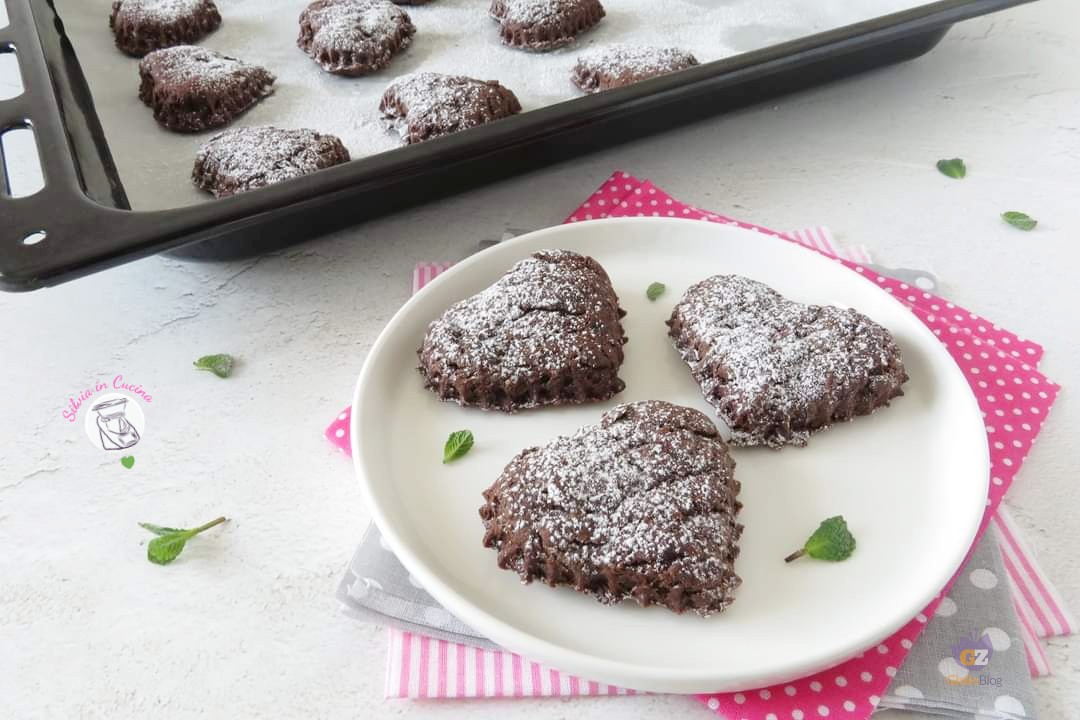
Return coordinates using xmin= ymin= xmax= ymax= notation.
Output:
xmin=37 ymin=0 xmax=1029 ymax=214
xmin=0 ymin=0 xmax=1036 ymax=290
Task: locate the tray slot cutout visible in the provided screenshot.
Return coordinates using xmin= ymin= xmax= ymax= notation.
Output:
xmin=1 ymin=124 xmax=45 ymax=198
xmin=0 ymin=44 xmax=22 ymax=100
xmin=21 ymin=230 xmax=46 ymax=245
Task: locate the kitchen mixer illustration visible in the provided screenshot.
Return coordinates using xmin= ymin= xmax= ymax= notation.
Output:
xmin=90 ymin=397 xmax=141 ymax=450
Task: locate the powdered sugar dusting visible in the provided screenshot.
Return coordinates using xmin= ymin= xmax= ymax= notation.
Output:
xmin=381 ymin=72 xmax=520 ymax=142
xmin=194 ymin=126 xmax=349 ymax=196
xmin=494 ymin=0 xmax=596 ymax=25
xmin=114 ymin=0 xmax=211 ymax=23
xmin=141 ymin=45 xmax=272 ymax=92
xmin=304 ymin=0 xmax=412 ymax=51
xmin=576 ymin=43 xmax=697 ymax=78
xmin=669 ymin=274 xmax=907 ymax=447
xmin=418 ymin=249 xmax=626 ymax=409
xmin=422 ymin=250 xmax=617 ymax=378
xmin=480 ymin=400 xmax=742 ymax=615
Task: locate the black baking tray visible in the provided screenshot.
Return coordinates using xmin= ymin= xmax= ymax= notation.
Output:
xmin=0 ymin=0 xmax=1034 ymax=291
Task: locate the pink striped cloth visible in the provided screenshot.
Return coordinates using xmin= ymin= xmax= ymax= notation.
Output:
xmin=786 ymin=227 xmax=873 ymax=266
xmin=327 ymin=171 xmax=1070 ymax=711
xmin=387 ymin=629 xmax=642 ymax=699
xmin=995 ymin=506 xmax=1077 ymax=676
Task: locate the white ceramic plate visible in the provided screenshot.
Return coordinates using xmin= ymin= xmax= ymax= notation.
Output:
xmin=351 ymin=217 xmax=988 ymax=693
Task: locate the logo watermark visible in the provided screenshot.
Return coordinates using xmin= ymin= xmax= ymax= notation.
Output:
xmin=63 ymin=374 xmax=153 ymax=424
xmin=946 ymin=632 xmax=1003 ymax=688
xmin=62 ymin=375 xmax=154 ymax=455
xmin=84 ymin=393 xmax=145 ymax=451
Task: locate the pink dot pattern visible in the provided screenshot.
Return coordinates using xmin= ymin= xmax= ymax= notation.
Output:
xmin=325 ymin=172 xmax=1061 ymax=714
xmin=569 ymin=175 xmax=1060 ymax=719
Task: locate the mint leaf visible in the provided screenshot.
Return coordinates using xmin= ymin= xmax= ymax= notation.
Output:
xmin=139 ymin=522 xmax=184 ymax=536
xmin=1002 ymin=211 xmax=1037 ymax=231
xmin=936 ymin=158 xmax=966 ymax=179
xmin=785 ymin=515 xmax=856 ymax=563
xmin=140 ymin=517 xmax=227 ymax=565
xmin=148 ymin=534 xmax=190 ymax=565
xmin=646 ymin=282 xmax=666 ymax=302
xmin=443 ymin=430 xmax=474 ymax=464
xmin=194 ymin=353 xmax=234 ymax=378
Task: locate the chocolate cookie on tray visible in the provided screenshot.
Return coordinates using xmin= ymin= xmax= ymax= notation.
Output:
xmin=572 ymin=44 xmax=699 ymax=93
xmin=489 ymin=0 xmax=605 ymax=52
xmin=668 ymin=274 xmax=908 ymax=448
xmin=418 ymin=249 xmax=627 ymax=411
xmin=110 ymin=0 xmax=222 ymax=57
xmin=480 ymin=400 xmax=743 ymax=616
xmin=193 ymin=126 xmax=350 ymax=198
xmin=298 ymin=0 xmax=416 ymax=76
xmin=138 ymin=46 xmax=274 ymax=132
xmin=380 ymin=72 xmax=522 ymax=145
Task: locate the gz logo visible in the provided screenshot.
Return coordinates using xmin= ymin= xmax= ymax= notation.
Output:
xmin=952 ymin=632 xmax=993 ymax=668
xmin=947 ymin=632 xmax=1004 ymax=688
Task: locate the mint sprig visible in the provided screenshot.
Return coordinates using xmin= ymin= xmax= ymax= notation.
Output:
xmin=785 ymin=515 xmax=856 ymax=563
xmin=936 ymin=158 xmax=966 ymax=179
xmin=646 ymin=282 xmax=666 ymax=302
xmin=443 ymin=430 xmax=474 ymax=464
xmin=139 ymin=517 xmax=228 ymax=565
xmin=139 ymin=523 xmax=185 ymax=536
xmin=194 ymin=353 xmax=235 ymax=378
xmin=1001 ymin=211 xmax=1037 ymax=231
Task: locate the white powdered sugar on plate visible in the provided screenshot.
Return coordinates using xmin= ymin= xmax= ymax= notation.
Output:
xmin=421 ymin=249 xmax=620 ymax=382
xmin=57 ymin=0 xmax=931 ymax=209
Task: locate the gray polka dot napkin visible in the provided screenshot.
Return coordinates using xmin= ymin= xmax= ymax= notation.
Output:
xmin=337 ymin=523 xmax=1036 ymax=718
xmin=877 ymin=526 xmax=1036 ymax=719
xmin=337 ymin=523 xmax=497 ymax=650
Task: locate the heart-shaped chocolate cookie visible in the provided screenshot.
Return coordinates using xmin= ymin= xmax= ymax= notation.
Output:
xmin=489 ymin=0 xmax=605 ymax=52
xmin=479 ymin=400 xmax=742 ymax=615
xmin=298 ymin=0 xmax=415 ymax=76
xmin=193 ymin=126 xmax=351 ymax=198
xmin=138 ymin=46 xmax=275 ymax=132
xmin=668 ymin=274 xmax=908 ymax=448
xmin=380 ymin=72 xmax=522 ymax=145
xmin=110 ymin=0 xmax=222 ymax=57
xmin=572 ymin=44 xmax=699 ymax=94
xmin=418 ymin=250 xmax=627 ymax=411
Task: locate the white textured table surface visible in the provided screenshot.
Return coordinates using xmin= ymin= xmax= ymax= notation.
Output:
xmin=2 ymin=1 xmax=1078 ymax=718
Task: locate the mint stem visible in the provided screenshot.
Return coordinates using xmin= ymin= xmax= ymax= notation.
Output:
xmin=784 ymin=548 xmax=806 ymax=563
xmin=189 ymin=516 xmax=228 ymax=536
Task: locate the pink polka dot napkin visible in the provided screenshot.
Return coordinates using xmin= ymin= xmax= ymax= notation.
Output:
xmin=326 ymin=172 xmax=1064 ymax=717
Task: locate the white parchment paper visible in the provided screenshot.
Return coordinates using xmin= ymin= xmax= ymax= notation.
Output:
xmin=54 ymin=0 xmax=928 ymax=209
